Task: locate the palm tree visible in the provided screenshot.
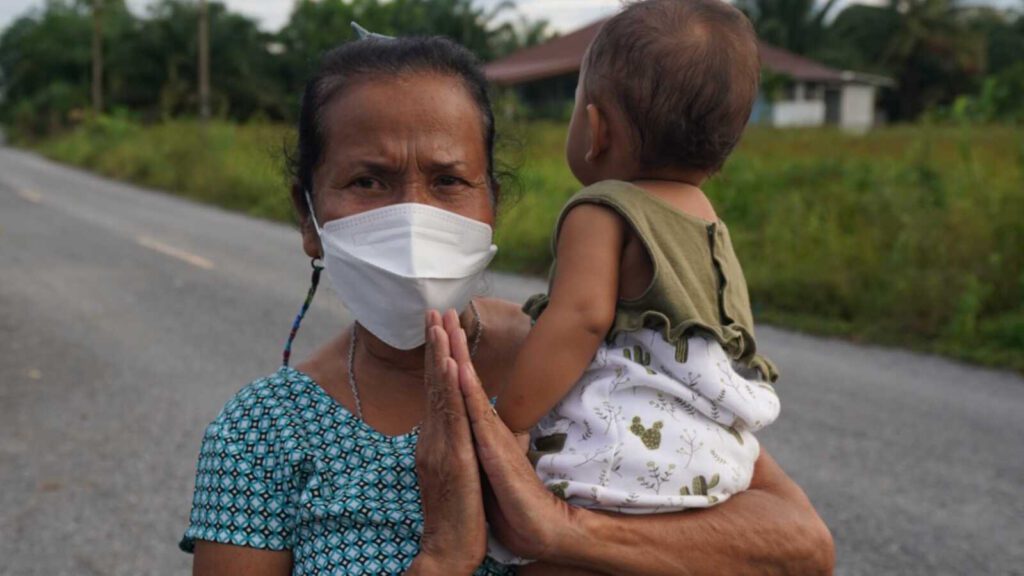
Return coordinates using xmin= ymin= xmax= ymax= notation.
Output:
xmin=882 ymin=0 xmax=986 ymax=118
xmin=736 ymin=0 xmax=840 ymax=55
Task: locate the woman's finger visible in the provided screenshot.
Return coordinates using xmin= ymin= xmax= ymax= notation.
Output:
xmin=426 ymin=330 xmax=473 ymax=437
xmin=458 ymin=361 xmax=534 ymax=477
xmin=458 ymin=360 xmax=569 ymax=560
xmin=424 ymin=311 xmax=443 ymax=384
xmin=424 ymin=328 xmax=450 ymax=434
xmin=444 ymin=308 xmax=472 ymax=366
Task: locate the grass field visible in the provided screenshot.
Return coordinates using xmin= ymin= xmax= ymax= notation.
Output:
xmin=35 ymin=117 xmax=1024 ymax=371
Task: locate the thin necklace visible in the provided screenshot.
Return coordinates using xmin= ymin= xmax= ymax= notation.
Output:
xmin=347 ymin=300 xmax=483 ymax=425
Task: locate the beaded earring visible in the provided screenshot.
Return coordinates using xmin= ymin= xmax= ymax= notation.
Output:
xmin=282 ymin=257 xmax=324 ymax=367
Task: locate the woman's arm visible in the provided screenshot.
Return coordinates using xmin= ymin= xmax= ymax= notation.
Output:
xmin=459 ymin=351 xmax=834 ymax=576
xmin=553 ymin=451 xmax=834 ymax=575
xmin=192 ymin=542 xmax=292 ymax=576
xmin=495 ymin=203 xmax=623 ymax=432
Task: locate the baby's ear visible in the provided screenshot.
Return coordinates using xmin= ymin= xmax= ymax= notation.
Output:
xmin=584 ymin=103 xmax=610 ymax=163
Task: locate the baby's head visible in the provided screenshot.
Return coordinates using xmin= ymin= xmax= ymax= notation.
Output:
xmin=566 ymin=0 xmax=760 ymax=186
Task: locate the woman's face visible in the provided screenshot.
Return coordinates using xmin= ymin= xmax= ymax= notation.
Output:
xmin=309 ymin=73 xmax=494 ymax=234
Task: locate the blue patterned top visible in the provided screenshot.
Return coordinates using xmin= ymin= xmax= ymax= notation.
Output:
xmin=180 ymin=366 xmax=513 ymax=575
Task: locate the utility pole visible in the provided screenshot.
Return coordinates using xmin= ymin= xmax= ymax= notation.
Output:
xmin=91 ymin=0 xmax=103 ymax=114
xmin=198 ymin=0 xmax=211 ymax=121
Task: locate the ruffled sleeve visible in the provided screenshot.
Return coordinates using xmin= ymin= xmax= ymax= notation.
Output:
xmin=179 ymin=380 xmax=299 ymax=553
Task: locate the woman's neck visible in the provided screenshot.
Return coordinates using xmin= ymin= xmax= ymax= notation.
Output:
xmin=355 ymin=305 xmax=479 ymax=375
xmin=357 ymin=324 xmax=426 ymax=374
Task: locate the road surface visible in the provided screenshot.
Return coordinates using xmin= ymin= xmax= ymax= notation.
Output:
xmin=1 ymin=147 xmax=1021 ymax=575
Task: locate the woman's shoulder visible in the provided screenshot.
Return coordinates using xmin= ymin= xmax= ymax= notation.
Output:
xmin=473 ymin=298 xmax=531 ymax=393
xmin=183 ymin=367 xmax=325 ymax=554
xmin=204 ymin=366 xmax=328 ymax=442
xmin=477 ymin=297 xmax=531 ymax=346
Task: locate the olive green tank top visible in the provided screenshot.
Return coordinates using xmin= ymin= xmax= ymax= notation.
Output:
xmin=523 ymin=180 xmax=778 ymax=382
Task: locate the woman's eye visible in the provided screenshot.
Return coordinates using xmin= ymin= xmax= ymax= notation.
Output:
xmin=436 ymin=175 xmax=464 ymax=187
xmin=351 ymin=177 xmax=382 ymax=190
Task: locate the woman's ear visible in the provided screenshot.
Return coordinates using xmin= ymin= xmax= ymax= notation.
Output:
xmin=289 ymin=181 xmax=323 ymax=259
xmin=585 ymin=103 xmax=610 ymax=164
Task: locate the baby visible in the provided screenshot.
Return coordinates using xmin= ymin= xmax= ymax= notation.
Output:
xmin=491 ymin=0 xmax=781 ymax=569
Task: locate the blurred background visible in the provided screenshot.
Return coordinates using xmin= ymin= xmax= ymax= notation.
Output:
xmin=0 ymin=1 xmax=1021 ymax=575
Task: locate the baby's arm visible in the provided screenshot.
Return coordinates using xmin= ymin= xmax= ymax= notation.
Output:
xmin=496 ymin=203 xmax=624 ymax=433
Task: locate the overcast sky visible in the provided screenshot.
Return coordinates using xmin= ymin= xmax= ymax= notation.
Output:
xmin=0 ymin=0 xmax=626 ymax=34
xmin=0 ymin=0 xmax=1018 ymax=35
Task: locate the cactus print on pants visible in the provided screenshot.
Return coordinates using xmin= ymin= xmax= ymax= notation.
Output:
xmin=530 ymin=329 xmax=780 ymax=513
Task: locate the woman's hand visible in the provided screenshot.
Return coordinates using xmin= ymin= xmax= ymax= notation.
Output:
xmin=409 ymin=310 xmax=487 ymax=575
xmin=449 ymin=323 xmax=576 ymax=562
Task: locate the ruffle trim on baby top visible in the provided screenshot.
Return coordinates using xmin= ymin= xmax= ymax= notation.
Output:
xmin=523 ymin=294 xmax=779 ymax=383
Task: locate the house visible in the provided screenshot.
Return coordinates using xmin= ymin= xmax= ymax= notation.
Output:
xmin=485 ymin=18 xmax=893 ymax=132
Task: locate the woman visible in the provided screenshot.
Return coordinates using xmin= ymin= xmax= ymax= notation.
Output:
xmin=181 ymin=35 xmax=834 ymax=575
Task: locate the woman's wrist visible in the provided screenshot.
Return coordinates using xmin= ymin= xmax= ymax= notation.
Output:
xmin=540 ymin=502 xmax=595 ymax=565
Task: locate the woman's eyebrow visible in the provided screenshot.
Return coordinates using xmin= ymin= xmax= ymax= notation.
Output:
xmin=343 ymin=159 xmax=402 ymax=174
xmin=423 ymin=160 xmax=469 ymax=172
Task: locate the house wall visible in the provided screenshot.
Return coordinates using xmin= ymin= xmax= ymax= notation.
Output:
xmin=773 ymin=100 xmax=826 ymax=127
xmin=750 ymin=93 xmax=772 ymax=124
xmin=840 ymin=84 xmax=878 ymax=133
xmin=511 ymin=72 xmax=578 ymax=119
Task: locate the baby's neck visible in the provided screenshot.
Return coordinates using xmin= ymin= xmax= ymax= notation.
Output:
xmin=630 ymin=165 xmax=708 ymax=188
xmin=586 ymin=164 xmax=708 ymax=189
xmin=629 ymin=177 xmax=719 ymax=223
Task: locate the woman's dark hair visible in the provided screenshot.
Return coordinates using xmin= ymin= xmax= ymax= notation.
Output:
xmin=287 ymin=36 xmax=501 ymax=210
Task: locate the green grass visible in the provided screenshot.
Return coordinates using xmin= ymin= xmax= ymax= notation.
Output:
xmin=37 ymin=116 xmax=296 ymax=222
xmin=34 ymin=117 xmax=1024 ymax=372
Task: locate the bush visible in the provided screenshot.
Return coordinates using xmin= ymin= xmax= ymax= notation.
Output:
xmin=39 ymin=117 xmax=294 ymax=222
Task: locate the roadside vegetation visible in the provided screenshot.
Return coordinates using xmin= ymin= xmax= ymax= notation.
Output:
xmin=36 ymin=117 xmax=1024 ymax=372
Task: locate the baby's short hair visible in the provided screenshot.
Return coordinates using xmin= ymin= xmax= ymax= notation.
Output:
xmin=584 ymin=0 xmax=760 ymax=172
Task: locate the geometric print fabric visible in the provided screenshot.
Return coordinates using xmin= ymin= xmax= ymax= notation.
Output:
xmin=181 ymin=367 xmax=513 ymax=575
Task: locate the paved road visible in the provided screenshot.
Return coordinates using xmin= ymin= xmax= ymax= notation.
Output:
xmin=1 ymin=147 xmax=1021 ymax=575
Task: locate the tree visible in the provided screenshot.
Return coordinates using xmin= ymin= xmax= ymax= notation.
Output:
xmin=0 ymin=1 xmax=94 ymax=135
xmin=736 ymin=0 xmax=840 ymax=55
xmin=0 ymin=0 xmax=556 ymax=135
xmin=881 ymin=0 xmax=986 ymax=119
xmin=274 ymin=0 xmax=526 ymax=114
xmin=130 ymin=1 xmax=286 ymax=120
xmin=818 ymin=4 xmax=901 ymax=72
xmin=92 ymin=0 xmax=103 ymax=113
xmin=491 ymin=14 xmax=552 ymax=57
xmin=966 ymin=7 xmax=1024 ymax=75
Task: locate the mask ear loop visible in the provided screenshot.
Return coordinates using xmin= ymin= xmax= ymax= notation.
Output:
xmin=283 ymin=257 xmax=324 ymax=368
xmin=283 ymin=189 xmax=325 ymax=367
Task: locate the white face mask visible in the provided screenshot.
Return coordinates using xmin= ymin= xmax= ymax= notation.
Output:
xmin=306 ymin=193 xmax=498 ymax=350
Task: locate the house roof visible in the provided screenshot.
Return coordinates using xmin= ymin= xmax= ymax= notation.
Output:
xmin=485 ymin=19 xmax=607 ymax=86
xmin=757 ymin=42 xmax=845 ymax=83
xmin=485 ymin=17 xmax=855 ymax=86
